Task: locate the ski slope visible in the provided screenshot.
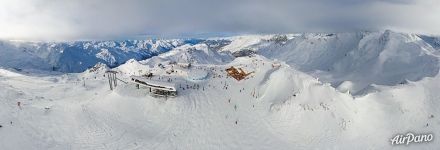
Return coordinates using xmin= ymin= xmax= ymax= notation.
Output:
xmin=1 ymin=31 xmax=440 ymax=149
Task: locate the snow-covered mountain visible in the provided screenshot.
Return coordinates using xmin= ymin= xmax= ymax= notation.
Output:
xmin=221 ymin=31 xmax=440 ymax=95
xmin=1 ymin=30 xmax=440 ymax=149
xmin=142 ymin=43 xmax=234 ymax=67
xmin=0 ymin=39 xmax=203 ymax=72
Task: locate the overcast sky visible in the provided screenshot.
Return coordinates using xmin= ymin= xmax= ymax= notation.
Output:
xmin=0 ymin=0 xmax=439 ymax=40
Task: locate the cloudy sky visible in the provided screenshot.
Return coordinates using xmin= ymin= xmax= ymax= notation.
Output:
xmin=0 ymin=0 xmax=439 ymax=40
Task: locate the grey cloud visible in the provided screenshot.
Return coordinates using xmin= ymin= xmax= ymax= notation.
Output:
xmin=0 ymin=0 xmax=439 ymax=40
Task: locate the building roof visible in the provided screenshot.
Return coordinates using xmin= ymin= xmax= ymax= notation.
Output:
xmin=130 ymin=75 xmax=176 ymax=91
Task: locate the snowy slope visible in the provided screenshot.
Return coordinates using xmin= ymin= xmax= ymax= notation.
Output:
xmin=143 ymin=43 xmax=233 ymax=67
xmin=1 ymin=54 xmax=439 ymax=149
xmin=228 ymin=31 xmax=440 ymax=94
xmin=218 ymin=35 xmax=274 ymax=53
xmin=419 ymin=35 xmax=440 ymax=50
xmin=1 ymin=31 xmax=440 ymax=149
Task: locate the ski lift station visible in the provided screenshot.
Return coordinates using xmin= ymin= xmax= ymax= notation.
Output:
xmin=130 ymin=75 xmax=177 ymax=97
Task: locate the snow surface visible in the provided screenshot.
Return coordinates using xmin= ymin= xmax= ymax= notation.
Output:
xmin=1 ymin=31 xmax=440 ymax=149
